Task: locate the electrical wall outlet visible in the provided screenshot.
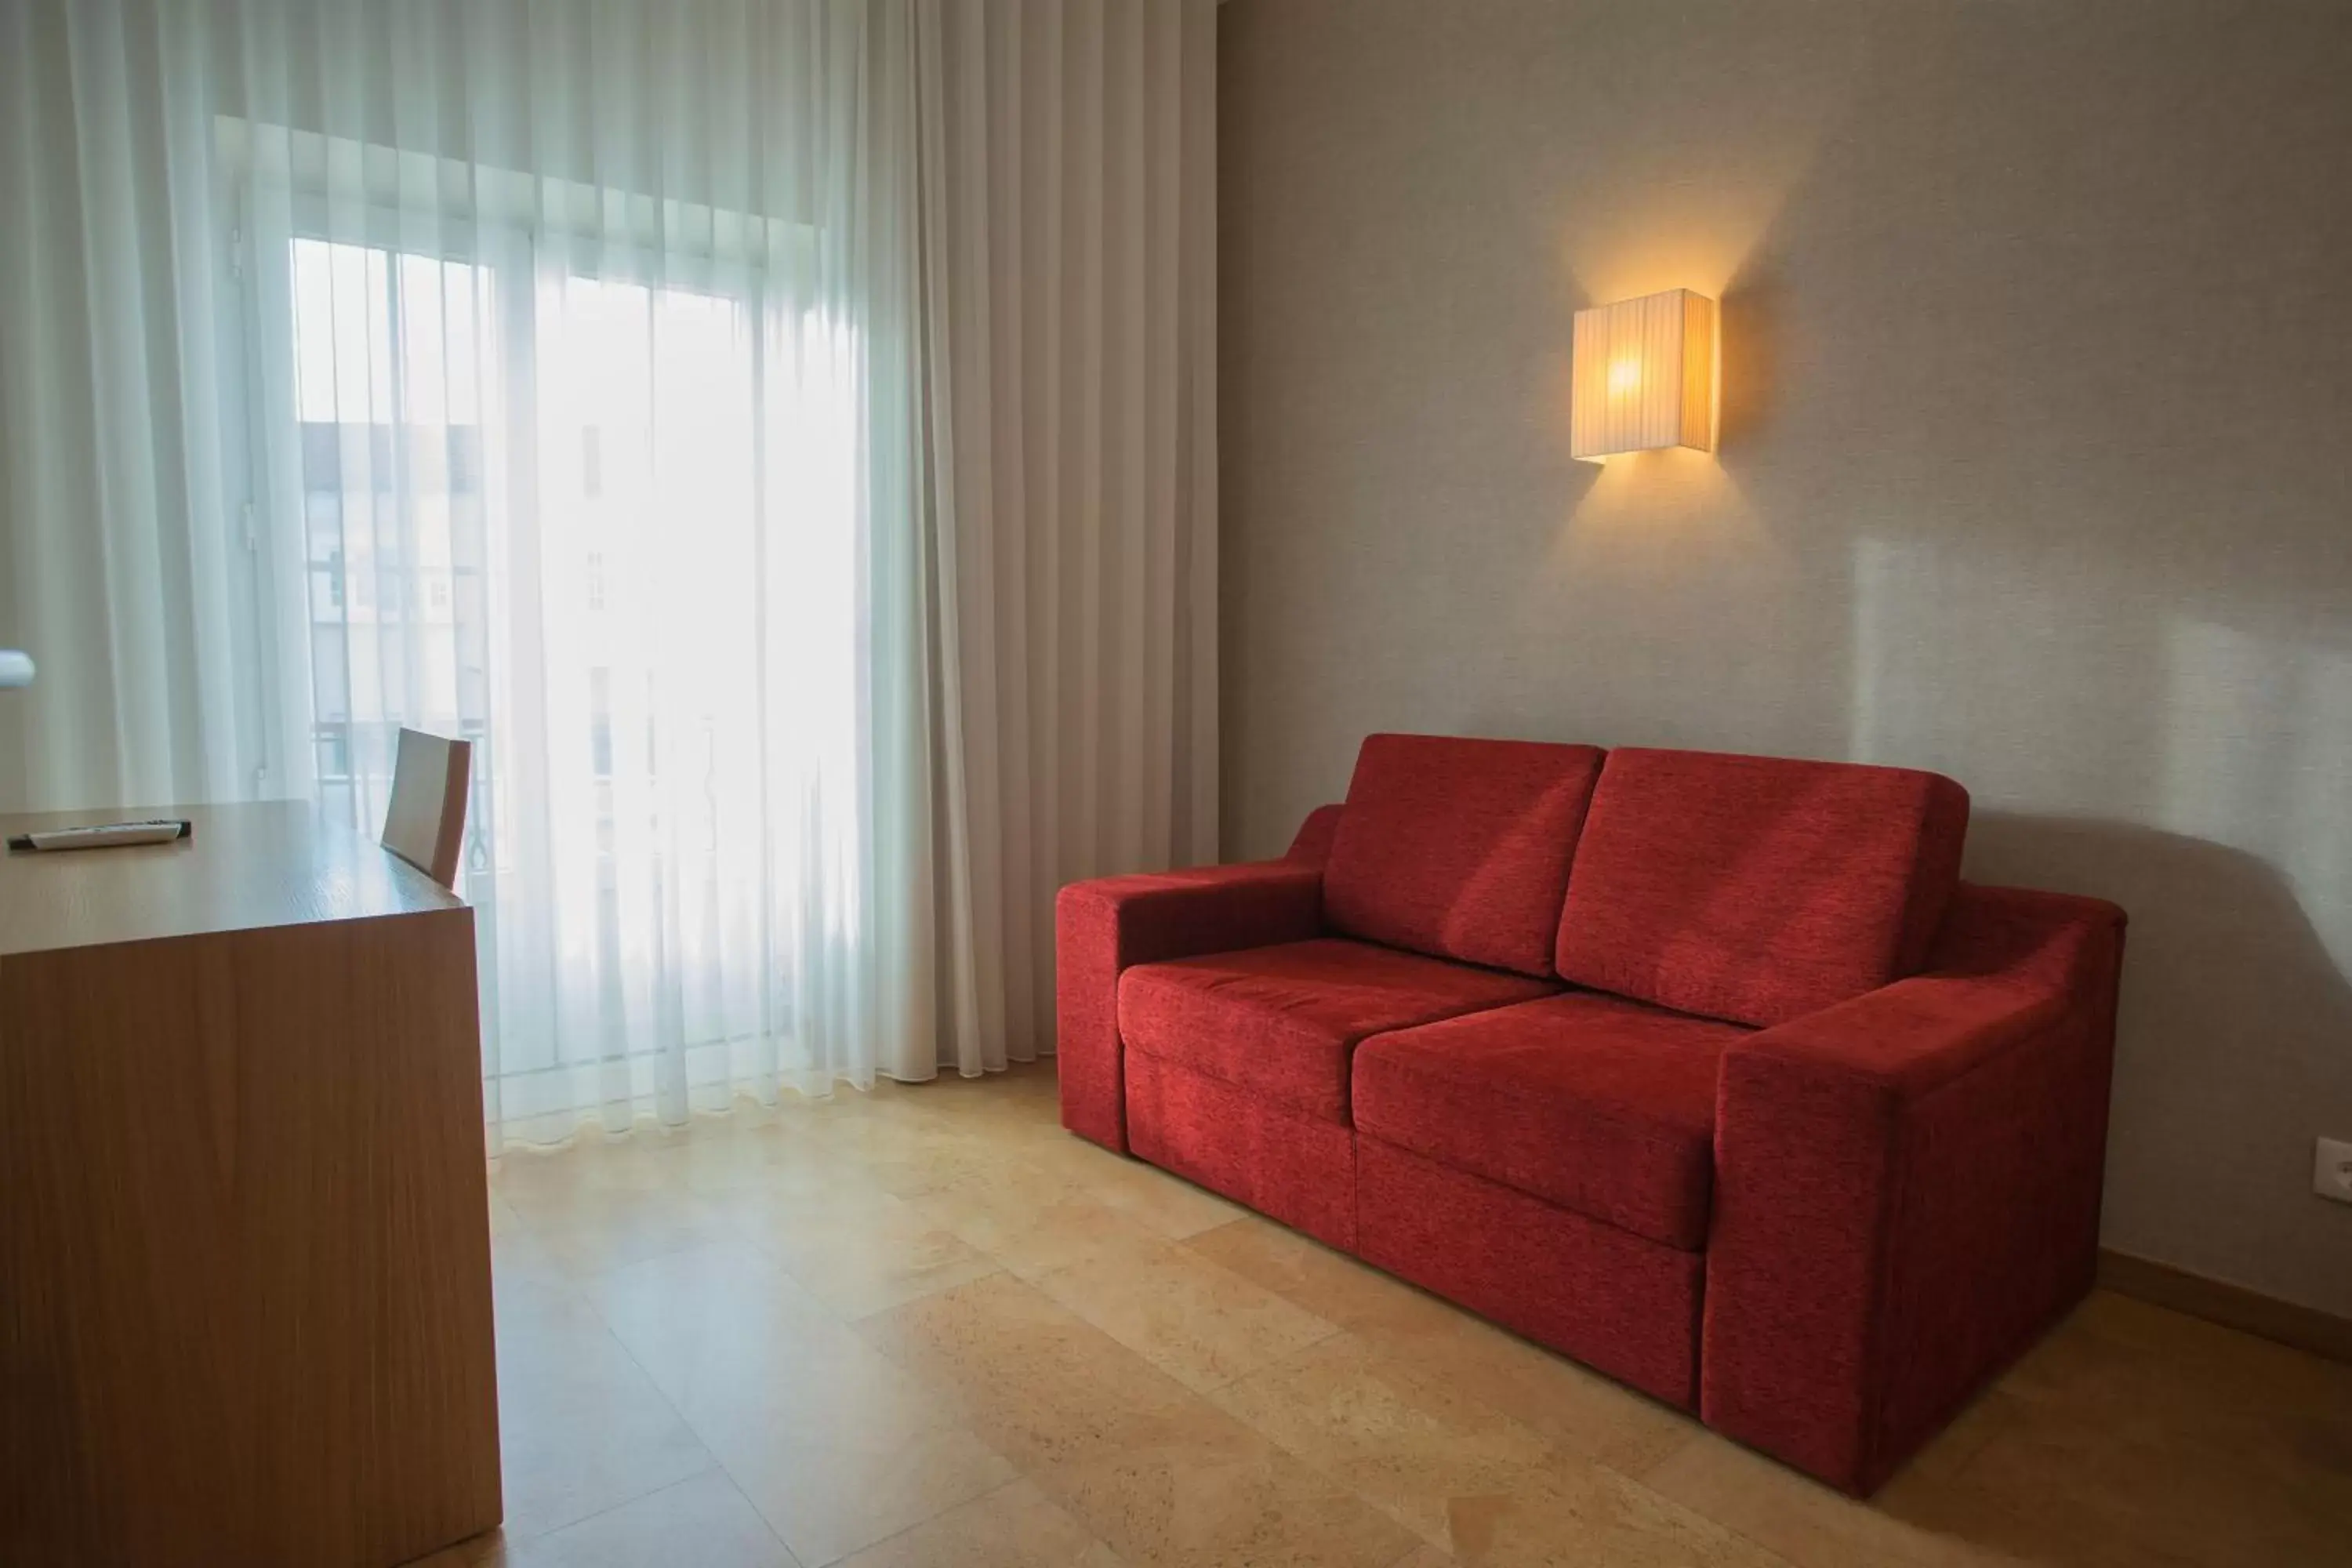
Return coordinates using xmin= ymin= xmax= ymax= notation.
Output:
xmin=2316 ymin=1137 xmax=2352 ymax=1206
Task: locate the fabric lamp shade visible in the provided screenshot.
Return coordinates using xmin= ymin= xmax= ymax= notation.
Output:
xmin=1570 ymin=289 xmax=1718 ymax=460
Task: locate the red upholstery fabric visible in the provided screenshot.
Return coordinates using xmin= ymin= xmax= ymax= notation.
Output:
xmin=1054 ymin=861 xmax=1323 ymax=1152
xmin=1353 ymin=992 xmax=1748 ymax=1250
xmin=1703 ymin=884 xmax=2127 ymax=1494
xmin=1127 ymin=1054 xmax=1357 ymax=1250
xmin=1324 ymin=734 xmax=1604 ymax=977
xmin=1356 ymin=1136 xmax=1704 ymax=1409
xmin=1120 ymin=938 xmax=1554 ymax=1124
xmin=1555 ymin=747 xmax=1969 ymax=1027
xmin=1284 ymin=803 xmax=1345 ymax=867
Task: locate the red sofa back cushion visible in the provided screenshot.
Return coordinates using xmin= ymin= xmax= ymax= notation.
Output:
xmin=1324 ymin=734 xmax=1605 ymax=978
xmin=1554 ymin=747 xmax=1969 ymax=1026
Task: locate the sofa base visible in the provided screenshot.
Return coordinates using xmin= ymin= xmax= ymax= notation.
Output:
xmin=1356 ymin=1135 xmax=1703 ymax=1410
xmin=1124 ymin=1054 xmax=1357 ymax=1251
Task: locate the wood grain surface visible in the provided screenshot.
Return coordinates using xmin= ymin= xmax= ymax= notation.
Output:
xmin=0 ymin=800 xmax=459 ymax=958
xmin=1 ymin=803 xmax=499 ymax=1566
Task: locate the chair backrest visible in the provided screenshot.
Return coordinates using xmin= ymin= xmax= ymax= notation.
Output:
xmin=383 ymin=728 xmax=472 ymax=889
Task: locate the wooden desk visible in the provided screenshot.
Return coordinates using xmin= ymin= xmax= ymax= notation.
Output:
xmin=1 ymin=802 xmax=501 ymax=1566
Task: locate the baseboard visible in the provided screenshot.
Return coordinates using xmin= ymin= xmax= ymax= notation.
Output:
xmin=2097 ymin=1248 xmax=2352 ymax=1364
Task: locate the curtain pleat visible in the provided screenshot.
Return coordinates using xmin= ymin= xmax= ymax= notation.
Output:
xmin=911 ymin=0 xmax=1218 ymax=1077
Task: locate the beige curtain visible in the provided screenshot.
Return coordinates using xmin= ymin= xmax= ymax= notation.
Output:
xmin=912 ymin=0 xmax=1221 ymax=1077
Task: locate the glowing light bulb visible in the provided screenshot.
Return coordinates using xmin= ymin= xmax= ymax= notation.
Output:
xmin=1607 ymin=359 xmax=1642 ymax=397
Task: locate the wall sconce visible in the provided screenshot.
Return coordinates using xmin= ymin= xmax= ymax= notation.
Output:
xmin=1570 ymin=288 xmax=1718 ymax=462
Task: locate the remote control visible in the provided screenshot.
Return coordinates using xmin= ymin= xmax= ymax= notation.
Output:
xmin=10 ymin=820 xmax=193 ymax=851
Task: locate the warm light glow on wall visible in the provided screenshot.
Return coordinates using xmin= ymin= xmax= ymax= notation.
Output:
xmin=1570 ymin=288 xmax=1717 ymax=462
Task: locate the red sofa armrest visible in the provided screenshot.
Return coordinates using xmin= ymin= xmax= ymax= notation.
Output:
xmin=1283 ymin=803 xmax=1345 ymax=867
xmin=1703 ymin=883 xmax=2126 ymax=1494
xmin=1054 ymin=861 xmax=1324 ymax=1151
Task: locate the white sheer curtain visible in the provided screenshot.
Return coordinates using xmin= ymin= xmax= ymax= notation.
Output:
xmin=0 ymin=0 xmax=1216 ymax=1138
xmin=915 ymin=0 xmax=1221 ymax=1075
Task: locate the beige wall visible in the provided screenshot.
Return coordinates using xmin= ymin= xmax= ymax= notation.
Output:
xmin=1219 ymin=0 xmax=2352 ymax=1315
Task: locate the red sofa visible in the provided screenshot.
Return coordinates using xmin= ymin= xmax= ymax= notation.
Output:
xmin=1055 ymin=734 xmax=2125 ymax=1494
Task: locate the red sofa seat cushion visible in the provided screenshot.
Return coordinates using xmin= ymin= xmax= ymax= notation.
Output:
xmin=1323 ymin=734 xmax=1605 ymax=978
xmin=1119 ymin=938 xmax=1555 ymax=1123
xmin=1554 ymin=748 xmax=1969 ymax=1028
xmin=1353 ymin=991 xmax=1750 ymax=1250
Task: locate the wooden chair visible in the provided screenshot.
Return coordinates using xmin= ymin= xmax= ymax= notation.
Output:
xmin=383 ymin=728 xmax=472 ymax=889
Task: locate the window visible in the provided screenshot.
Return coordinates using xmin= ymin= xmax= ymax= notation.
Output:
xmin=274 ymin=211 xmax=793 ymax=894
xmin=288 ymin=237 xmax=494 ymax=833
xmin=241 ymin=125 xmax=864 ymax=1109
xmin=588 ymin=666 xmax=615 ymax=779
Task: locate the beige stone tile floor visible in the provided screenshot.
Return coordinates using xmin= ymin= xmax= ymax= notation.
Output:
xmin=419 ymin=1062 xmax=2352 ymax=1568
